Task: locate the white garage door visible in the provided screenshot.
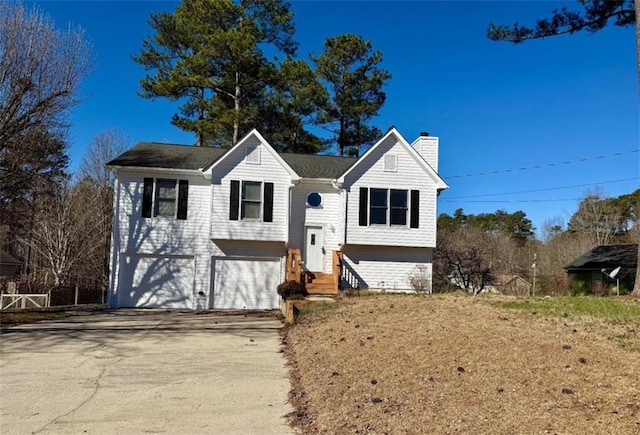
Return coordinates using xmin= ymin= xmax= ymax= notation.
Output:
xmin=118 ymin=255 xmax=194 ymax=308
xmin=213 ymin=258 xmax=281 ymax=309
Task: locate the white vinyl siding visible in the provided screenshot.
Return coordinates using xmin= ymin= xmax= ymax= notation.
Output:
xmin=211 ymin=137 xmax=289 ymax=241
xmin=108 ymin=171 xmax=212 ymax=308
xmin=341 ymin=246 xmax=433 ymax=293
xmin=344 ymin=135 xmax=438 ymax=247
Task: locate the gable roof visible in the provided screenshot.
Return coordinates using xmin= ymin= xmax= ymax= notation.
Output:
xmin=565 ymin=244 xmax=638 ymax=272
xmin=203 ymin=129 xmax=300 ymax=180
xmin=108 ymin=137 xmax=357 ymax=179
xmin=107 ymin=142 xmax=226 ymax=170
xmin=281 ymin=153 xmax=356 ymax=179
xmin=337 ymin=127 xmax=449 ymax=190
xmin=107 ymin=128 xmax=446 ymax=183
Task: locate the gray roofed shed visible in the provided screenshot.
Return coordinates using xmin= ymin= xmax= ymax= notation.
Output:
xmin=565 ymin=244 xmax=637 ymax=272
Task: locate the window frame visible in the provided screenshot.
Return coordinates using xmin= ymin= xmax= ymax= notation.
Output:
xmin=153 ymin=178 xmax=178 ymax=218
xmin=142 ymin=177 xmax=188 ymax=220
xmin=366 ymin=188 xmax=410 ymax=227
xmin=241 ymin=180 xmax=263 ymax=220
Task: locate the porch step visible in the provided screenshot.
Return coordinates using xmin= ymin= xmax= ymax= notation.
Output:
xmin=305 ymin=272 xmax=338 ymax=296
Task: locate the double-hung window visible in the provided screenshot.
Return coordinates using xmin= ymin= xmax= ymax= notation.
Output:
xmin=359 ymin=187 xmax=419 ymax=228
xmin=229 ymin=180 xmax=274 ymax=222
xmin=241 ymin=181 xmax=262 ymax=219
xmin=389 ymin=189 xmax=408 ymax=225
xmin=142 ymin=178 xmax=189 ymax=220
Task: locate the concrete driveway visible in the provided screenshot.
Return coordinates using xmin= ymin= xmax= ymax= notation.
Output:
xmin=0 ymin=310 xmax=294 ymax=434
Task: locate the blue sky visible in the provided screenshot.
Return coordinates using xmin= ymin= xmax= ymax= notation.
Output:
xmin=32 ymin=1 xmax=639 ymax=234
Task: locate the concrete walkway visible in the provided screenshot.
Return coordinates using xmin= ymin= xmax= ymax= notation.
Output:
xmin=0 ymin=311 xmax=294 ymax=434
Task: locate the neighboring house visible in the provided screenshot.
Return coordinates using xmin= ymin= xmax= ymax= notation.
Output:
xmin=565 ymin=244 xmax=638 ymax=294
xmin=0 ymin=252 xmax=22 ymax=277
xmin=107 ymin=128 xmax=448 ymax=309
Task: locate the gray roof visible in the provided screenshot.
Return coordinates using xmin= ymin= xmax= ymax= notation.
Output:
xmin=281 ymin=153 xmax=356 ymax=179
xmin=108 ymin=142 xmax=357 ymax=179
xmin=565 ymin=244 xmax=637 ymax=272
xmin=107 ymin=142 xmax=227 ymax=170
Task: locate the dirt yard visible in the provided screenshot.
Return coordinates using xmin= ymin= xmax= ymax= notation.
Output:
xmin=284 ymin=294 xmax=640 ymax=434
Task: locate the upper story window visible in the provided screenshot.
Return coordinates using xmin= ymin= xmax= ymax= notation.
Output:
xmin=142 ymin=178 xmax=189 ymax=220
xmin=241 ymin=181 xmax=262 ymax=219
xmin=155 ymin=178 xmax=177 ymax=217
xmin=229 ymin=180 xmax=274 ymax=222
xmin=359 ymin=187 xmax=419 ymax=228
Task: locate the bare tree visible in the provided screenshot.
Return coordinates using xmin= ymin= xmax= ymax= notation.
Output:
xmin=435 ymin=227 xmax=494 ymax=294
xmin=1 ymin=1 xmax=92 ymax=275
xmin=77 ymin=128 xmax=128 ymax=187
xmin=0 ymin=1 xmax=92 ymax=147
xmin=18 ymin=184 xmax=103 ymax=287
xmin=76 ymin=129 xmax=130 ymax=286
xmin=568 ymin=188 xmax=623 ymax=246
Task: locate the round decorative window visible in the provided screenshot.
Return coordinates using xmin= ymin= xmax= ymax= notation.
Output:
xmin=307 ymin=192 xmax=322 ymax=207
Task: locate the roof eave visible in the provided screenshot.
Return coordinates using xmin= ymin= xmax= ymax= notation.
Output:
xmin=109 ymin=165 xmax=206 ymax=175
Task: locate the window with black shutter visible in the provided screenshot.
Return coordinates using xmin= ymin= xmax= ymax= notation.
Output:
xmin=177 ymin=180 xmax=189 ymax=220
xmin=410 ymin=190 xmax=420 ymax=228
xmin=263 ymin=182 xmax=274 ymax=222
xmin=229 ymin=180 xmax=240 ymax=220
xmin=141 ymin=178 xmax=189 ymax=220
xmin=142 ymin=178 xmax=153 ymax=218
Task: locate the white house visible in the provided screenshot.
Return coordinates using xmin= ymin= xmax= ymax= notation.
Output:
xmin=107 ymin=128 xmax=448 ymax=310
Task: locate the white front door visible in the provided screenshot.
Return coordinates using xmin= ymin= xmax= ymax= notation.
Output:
xmin=304 ymin=226 xmax=324 ymax=272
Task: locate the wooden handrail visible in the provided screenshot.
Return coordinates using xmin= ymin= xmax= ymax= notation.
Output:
xmin=332 ymin=250 xmax=343 ymax=293
xmin=286 ymin=248 xmax=303 ymax=283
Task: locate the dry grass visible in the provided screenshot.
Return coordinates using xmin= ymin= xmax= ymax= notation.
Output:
xmin=284 ymin=294 xmax=640 ymax=434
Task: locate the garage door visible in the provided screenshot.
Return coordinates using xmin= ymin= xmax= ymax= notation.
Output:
xmin=212 ymin=258 xmax=281 ymax=309
xmin=118 ymin=255 xmax=195 ymax=308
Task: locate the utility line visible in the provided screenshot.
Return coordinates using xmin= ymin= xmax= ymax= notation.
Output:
xmin=440 ymin=198 xmax=582 ymax=203
xmin=443 ymin=149 xmax=639 ymax=179
xmin=440 ymin=177 xmax=639 ymax=200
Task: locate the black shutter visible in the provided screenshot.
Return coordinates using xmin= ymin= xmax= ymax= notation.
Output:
xmin=229 ymin=180 xmax=240 ymax=220
xmin=263 ymin=182 xmax=274 ymax=222
xmin=359 ymin=187 xmax=368 ymax=226
xmin=177 ymin=180 xmax=189 ymax=220
xmin=410 ymin=190 xmax=420 ymax=228
xmin=142 ymin=178 xmax=153 ymax=218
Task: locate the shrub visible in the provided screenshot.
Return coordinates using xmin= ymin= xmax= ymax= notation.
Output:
xmin=408 ymin=265 xmax=432 ymax=293
xmin=277 ymin=280 xmax=307 ymax=300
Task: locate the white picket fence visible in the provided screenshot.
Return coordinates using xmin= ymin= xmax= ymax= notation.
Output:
xmin=0 ymin=294 xmax=50 ymax=310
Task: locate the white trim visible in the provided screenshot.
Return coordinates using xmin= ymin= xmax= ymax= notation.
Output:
xmin=110 ymin=166 xmax=204 ymax=176
xmin=338 ymin=127 xmax=448 ymax=190
xmin=204 ymin=129 xmax=300 ymax=181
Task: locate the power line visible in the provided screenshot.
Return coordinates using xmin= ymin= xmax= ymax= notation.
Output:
xmin=440 ymin=177 xmax=639 ymax=200
xmin=440 ymin=198 xmax=581 ymax=203
xmin=443 ymin=149 xmax=639 ymax=179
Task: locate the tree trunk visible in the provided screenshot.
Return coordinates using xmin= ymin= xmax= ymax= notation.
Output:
xmin=233 ymin=71 xmax=240 ymax=145
xmin=633 ymin=0 xmax=640 ymax=297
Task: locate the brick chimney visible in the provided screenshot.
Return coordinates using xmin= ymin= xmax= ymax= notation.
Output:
xmin=411 ymin=131 xmax=439 ymax=172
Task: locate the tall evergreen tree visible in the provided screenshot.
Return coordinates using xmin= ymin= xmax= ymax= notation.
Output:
xmin=487 ymin=0 xmax=635 ymax=43
xmin=312 ymin=34 xmax=391 ymax=157
xmin=134 ymin=0 xmax=304 ymax=147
